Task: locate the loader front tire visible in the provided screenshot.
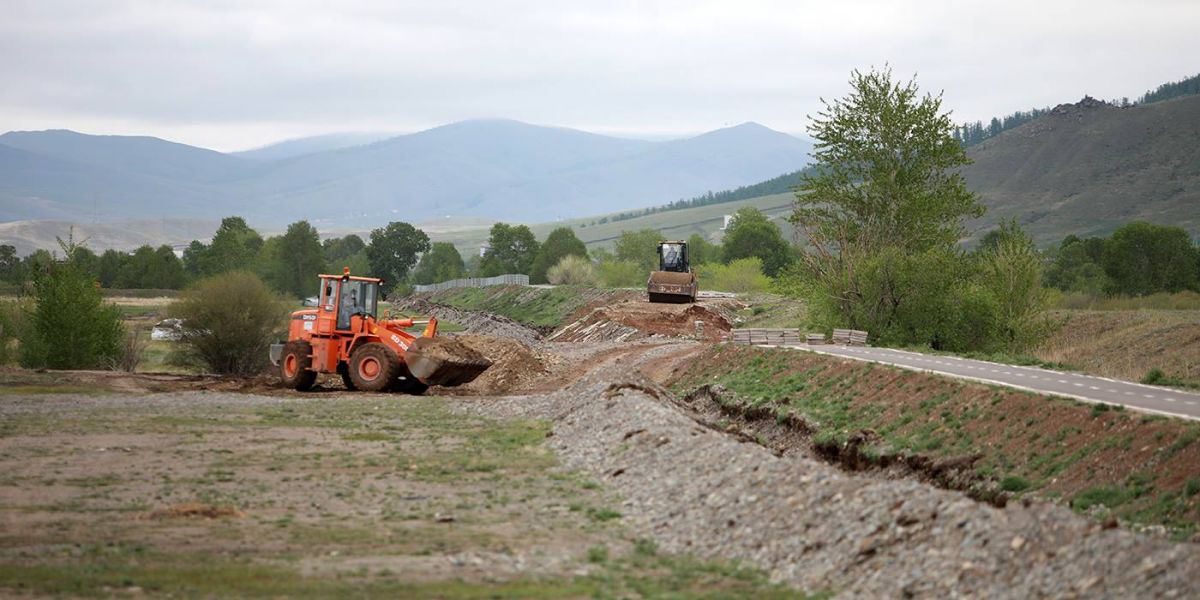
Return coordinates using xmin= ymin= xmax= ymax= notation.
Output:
xmin=348 ymin=343 xmax=399 ymax=393
xmin=280 ymin=341 xmax=317 ymax=391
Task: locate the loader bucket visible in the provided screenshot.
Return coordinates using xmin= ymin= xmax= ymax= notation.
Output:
xmin=405 ymin=336 xmax=493 ymax=387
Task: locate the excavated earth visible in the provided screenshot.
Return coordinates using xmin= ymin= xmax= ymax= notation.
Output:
xmin=396 ymin=295 xmax=1200 ymax=597
xmin=7 ymin=295 xmax=1200 ymax=597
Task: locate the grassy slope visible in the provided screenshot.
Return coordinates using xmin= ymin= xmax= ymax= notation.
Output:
xmin=671 ymin=345 xmax=1200 ymax=535
xmin=1035 ymin=309 xmax=1200 ymax=387
xmin=428 ymin=192 xmax=794 ymax=258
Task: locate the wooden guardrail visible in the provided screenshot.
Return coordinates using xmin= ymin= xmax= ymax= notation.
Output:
xmin=727 ymin=328 xmax=869 ymax=347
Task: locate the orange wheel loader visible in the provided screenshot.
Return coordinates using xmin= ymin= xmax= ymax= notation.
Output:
xmin=269 ymin=268 xmax=491 ymax=393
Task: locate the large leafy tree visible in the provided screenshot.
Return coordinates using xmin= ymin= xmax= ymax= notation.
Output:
xmin=721 ymin=207 xmax=793 ymax=276
xmin=412 ymin=242 xmax=467 ymax=285
xmin=686 ymin=234 xmax=720 ymax=266
xmin=529 ymin=227 xmax=587 ymax=284
xmin=322 ymin=234 xmax=366 ymax=263
xmin=267 ymin=220 xmax=325 ymax=297
xmin=1102 ymin=222 xmax=1199 ymax=296
xmin=206 ymin=217 xmax=263 ymax=275
xmin=367 ymin=221 xmax=430 ymax=284
xmin=479 ymin=223 xmax=539 ymax=276
xmin=788 ymin=67 xmax=991 ymax=348
xmin=791 ymin=67 xmax=981 ymax=259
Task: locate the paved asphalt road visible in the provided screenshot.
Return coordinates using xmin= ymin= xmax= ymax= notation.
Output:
xmin=782 ymin=344 xmax=1200 ymax=421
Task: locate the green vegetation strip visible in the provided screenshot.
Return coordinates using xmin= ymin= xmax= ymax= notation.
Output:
xmin=673 ymin=345 xmax=1200 ymax=535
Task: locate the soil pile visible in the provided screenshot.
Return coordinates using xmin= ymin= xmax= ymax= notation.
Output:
xmin=550 ymin=300 xmax=734 ymax=343
xmin=434 ymin=335 xmax=554 ymax=395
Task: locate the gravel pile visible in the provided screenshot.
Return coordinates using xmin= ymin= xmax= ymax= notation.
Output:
xmin=474 ymin=371 xmax=1200 ymax=598
xmin=392 ymin=297 xmax=544 ymax=346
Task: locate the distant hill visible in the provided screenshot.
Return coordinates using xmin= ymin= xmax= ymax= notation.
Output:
xmin=0 ymin=218 xmax=219 ymax=256
xmin=0 ymin=119 xmax=812 ymax=229
xmin=233 ymin=132 xmax=398 ymax=161
xmin=961 ymin=94 xmax=1200 ymax=243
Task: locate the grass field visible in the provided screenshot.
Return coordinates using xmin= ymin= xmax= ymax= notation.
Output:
xmin=0 ymin=388 xmax=804 ymax=598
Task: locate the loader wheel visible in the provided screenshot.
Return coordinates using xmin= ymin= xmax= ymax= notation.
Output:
xmin=348 ymin=343 xmax=399 ymax=393
xmin=337 ymin=364 xmax=357 ymax=391
xmin=280 ymin=341 xmax=317 ymax=391
xmin=395 ymin=365 xmax=429 ymax=396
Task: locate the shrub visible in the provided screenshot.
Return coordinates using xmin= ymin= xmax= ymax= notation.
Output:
xmin=169 ymin=271 xmax=290 ymax=375
xmin=696 ymin=257 xmax=771 ymax=293
xmin=111 ymin=327 xmax=147 ymax=372
xmin=0 ymin=298 xmax=30 ymax=365
xmin=1141 ymin=368 xmax=1166 ymax=385
xmin=597 ymin=260 xmax=644 ymax=288
xmin=999 ymin=476 xmax=1031 ymax=493
xmin=20 ymin=259 xmax=123 ymax=369
xmin=547 ymin=255 xmax=597 ymax=286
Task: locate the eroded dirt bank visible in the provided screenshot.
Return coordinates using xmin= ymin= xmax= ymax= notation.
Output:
xmin=471 ymin=371 xmax=1200 ymax=598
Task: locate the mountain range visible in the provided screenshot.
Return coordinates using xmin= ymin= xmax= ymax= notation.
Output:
xmin=0 ymin=120 xmax=814 ymax=229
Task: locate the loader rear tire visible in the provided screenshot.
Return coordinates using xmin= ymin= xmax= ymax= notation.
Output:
xmin=348 ymin=343 xmax=398 ymax=393
xmin=280 ymin=341 xmax=317 ymax=391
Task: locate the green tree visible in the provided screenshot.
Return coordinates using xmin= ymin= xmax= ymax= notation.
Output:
xmin=977 ymin=220 xmax=1045 ymax=348
xmin=721 ymin=207 xmax=793 ymax=276
xmin=265 ymin=220 xmax=325 ymax=297
xmin=1102 ymin=222 xmax=1199 ymax=296
xmin=323 ymin=234 xmax=366 ymax=264
xmin=97 ymin=249 xmax=125 ymax=287
xmin=530 ymin=227 xmax=588 ymax=284
xmin=182 ymin=240 xmax=208 ymax=279
xmin=367 ymin=222 xmax=430 ymax=284
xmin=0 ymin=244 xmax=18 ymax=283
xmin=412 ymin=242 xmax=467 ymax=285
xmin=480 ymin=223 xmax=539 ymax=276
xmin=686 ymin=234 xmax=720 ymax=266
xmin=788 ymin=67 xmax=985 ymax=346
xmin=20 ymin=238 xmax=123 ymax=369
xmin=204 ymin=217 xmax=263 ymax=276
xmin=1045 ymin=236 xmax=1108 ymax=294
xmin=614 ymin=229 xmax=663 ymax=273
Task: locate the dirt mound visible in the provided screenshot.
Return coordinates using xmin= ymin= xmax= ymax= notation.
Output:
xmin=148 ymin=503 xmax=245 ymax=519
xmin=392 ymin=297 xmax=544 ymax=346
xmin=549 ymin=300 xmax=733 ymax=343
xmin=433 ymin=335 xmax=553 ymax=395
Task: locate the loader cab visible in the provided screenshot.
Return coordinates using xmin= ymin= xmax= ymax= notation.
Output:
xmin=657 ymin=241 xmax=690 ymax=273
xmin=318 ymin=272 xmax=381 ymax=331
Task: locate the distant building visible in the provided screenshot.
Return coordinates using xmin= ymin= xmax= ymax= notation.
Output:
xmin=479 ymin=244 xmax=489 ymax=257
xmin=721 ymin=214 xmax=735 ymax=230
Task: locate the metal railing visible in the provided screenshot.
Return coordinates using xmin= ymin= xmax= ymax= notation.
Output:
xmin=413 ymin=273 xmax=529 ymax=293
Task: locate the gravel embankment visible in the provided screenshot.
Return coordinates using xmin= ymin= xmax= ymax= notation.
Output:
xmin=474 ymin=372 xmax=1200 ymax=598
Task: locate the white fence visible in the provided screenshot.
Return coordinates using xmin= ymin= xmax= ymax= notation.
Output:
xmin=413 ymin=274 xmax=529 ymax=293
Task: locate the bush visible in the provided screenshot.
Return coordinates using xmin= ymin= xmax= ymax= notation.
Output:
xmin=696 ymin=258 xmax=771 ymax=293
xmin=1142 ymin=368 xmax=1166 ymax=385
xmin=20 ymin=260 xmax=123 ymax=369
xmin=999 ymin=476 xmax=1031 ymax=493
xmin=0 ymin=298 xmax=30 ymax=365
xmin=169 ymin=271 xmax=290 ymax=375
xmin=111 ymin=327 xmax=147 ymax=372
xmin=547 ymin=255 xmax=597 ymax=286
xmin=597 ymin=260 xmax=645 ymax=288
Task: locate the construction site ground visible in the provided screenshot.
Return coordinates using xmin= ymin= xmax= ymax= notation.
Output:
xmin=2 ymin=289 xmax=1200 ymax=597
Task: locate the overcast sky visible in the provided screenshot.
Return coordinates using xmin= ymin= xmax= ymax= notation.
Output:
xmin=1 ymin=0 xmax=1197 ymax=152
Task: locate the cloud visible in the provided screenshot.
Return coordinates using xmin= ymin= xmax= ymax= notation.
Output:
xmin=1 ymin=0 xmax=1196 ymax=151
